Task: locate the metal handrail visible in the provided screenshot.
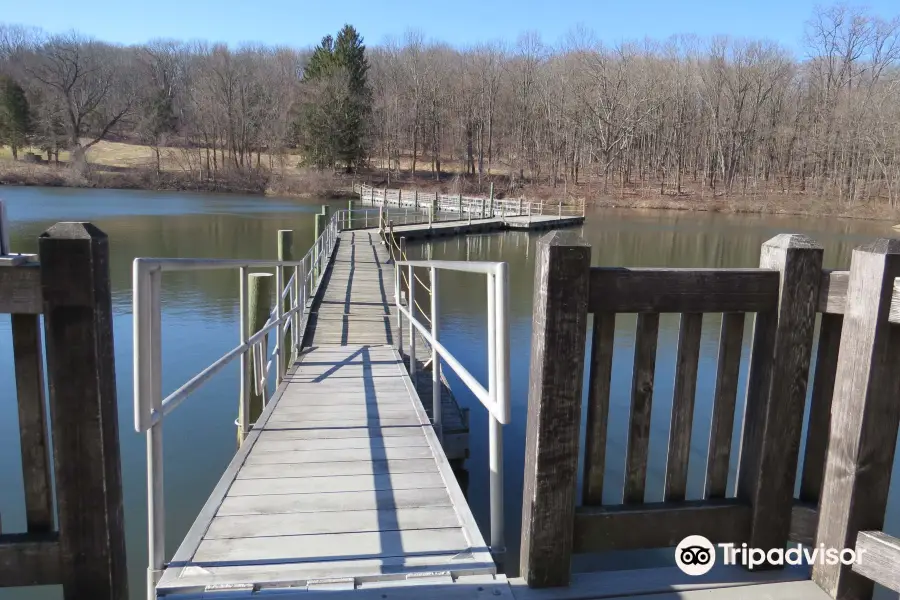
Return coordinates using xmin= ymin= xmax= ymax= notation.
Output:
xmin=132 ymin=208 xmax=342 ymax=600
xmin=393 ymin=258 xmax=509 ymax=558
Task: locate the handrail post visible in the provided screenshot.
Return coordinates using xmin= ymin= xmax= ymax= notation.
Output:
xmin=812 ymin=239 xmax=900 ymax=599
xmin=40 ymin=223 xmax=128 ymax=600
xmin=275 ymin=266 xmax=284 ymax=386
xmin=313 ymin=213 xmax=322 ymax=282
xmin=239 ymin=267 xmax=249 ymax=438
xmin=431 ymin=266 xmax=441 ymax=438
xmin=395 ymin=263 xmax=403 ymax=356
xmin=408 ymin=263 xmax=416 ymax=381
xmin=737 ymin=234 xmax=822 ymax=562
xmin=487 ymin=267 xmax=504 ymax=559
xmin=520 ymin=231 xmax=591 ymax=587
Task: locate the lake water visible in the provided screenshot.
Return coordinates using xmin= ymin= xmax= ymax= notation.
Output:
xmin=1 ymin=187 xmax=898 ymax=599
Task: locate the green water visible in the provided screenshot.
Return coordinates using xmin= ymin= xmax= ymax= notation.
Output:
xmin=1 ymin=187 xmax=898 ymax=599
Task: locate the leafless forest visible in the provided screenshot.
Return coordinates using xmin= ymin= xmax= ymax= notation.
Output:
xmin=1 ymin=3 xmax=900 ymax=211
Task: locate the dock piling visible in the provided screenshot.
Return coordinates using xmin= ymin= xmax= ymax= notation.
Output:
xmin=314 ymin=213 xmax=325 ymax=281
xmin=278 ymin=230 xmax=294 ymax=368
xmin=239 ymin=273 xmax=274 ymax=443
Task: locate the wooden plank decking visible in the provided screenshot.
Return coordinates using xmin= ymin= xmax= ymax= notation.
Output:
xmin=309 ymin=230 xmax=469 ymax=459
xmin=156 ymin=230 xmax=491 ymax=597
xmin=155 ymin=225 xmax=841 ymax=599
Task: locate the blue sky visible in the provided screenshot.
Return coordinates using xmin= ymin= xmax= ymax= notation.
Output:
xmin=1 ymin=0 xmax=897 ymax=55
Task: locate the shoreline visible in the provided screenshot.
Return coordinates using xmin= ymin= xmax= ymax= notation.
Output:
xmin=2 ymin=163 xmax=899 ymax=225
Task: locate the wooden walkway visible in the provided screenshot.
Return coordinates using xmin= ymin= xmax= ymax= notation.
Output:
xmin=152 ymin=226 xmax=854 ymax=600
xmin=157 ymin=230 xmax=495 ymax=596
xmin=376 ymin=214 xmax=585 ymax=242
xmin=309 ymin=230 xmax=469 ymax=459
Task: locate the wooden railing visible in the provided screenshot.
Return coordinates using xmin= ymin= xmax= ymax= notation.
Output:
xmin=0 ymin=204 xmax=127 ymax=599
xmin=352 ymin=183 xmax=585 ymax=219
xmin=520 ymin=232 xmax=900 ymax=600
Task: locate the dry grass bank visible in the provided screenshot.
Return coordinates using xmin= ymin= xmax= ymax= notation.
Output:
xmin=3 ymin=141 xmax=900 ymax=223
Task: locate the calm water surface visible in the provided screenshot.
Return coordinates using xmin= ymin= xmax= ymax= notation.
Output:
xmin=1 ymin=187 xmax=898 ymax=599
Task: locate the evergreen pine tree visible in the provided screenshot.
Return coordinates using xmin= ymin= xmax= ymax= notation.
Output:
xmin=299 ymin=25 xmax=370 ymax=172
xmin=0 ymin=76 xmax=31 ymax=160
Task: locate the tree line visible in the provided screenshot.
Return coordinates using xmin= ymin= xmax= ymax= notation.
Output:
xmin=1 ymin=3 xmax=899 ymax=207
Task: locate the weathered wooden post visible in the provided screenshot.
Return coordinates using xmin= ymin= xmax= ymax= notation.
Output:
xmin=458 ymin=194 xmax=463 ymax=218
xmin=239 ymin=273 xmax=273 ymax=442
xmin=370 ymin=186 xmax=376 ymax=206
xmin=314 ymin=213 xmax=325 ymax=282
xmin=38 ymin=223 xmax=128 ymax=600
xmin=0 ymin=199 xmax=9 ymax=254
xmin=278 ymin=230 xmax=294 ymax=370
xmin=520 ymin=231 xmax=591 ymax=587
xmin=518 ymin=198 xmax=523 ymax=216
xmin=737 ymin=234 xmax=822 ymax=562
xmin=388 ymin=221 xmax=395 ymax=260
xmin=347 ymin=200 xmax=353 ymax=230
xmin=489 ymin=182 xmax=494 ymax=217
xmin=812 ymin=239 xmax=900 ymax=600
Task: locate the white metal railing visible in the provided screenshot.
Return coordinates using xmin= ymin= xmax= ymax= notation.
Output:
xmin=393 ymin=258 xmax=510 ymax=558
xmin=353 ymin=182 xmax=585 ymax=219
xmin=132 ymin=209 xmax=341 ymax=600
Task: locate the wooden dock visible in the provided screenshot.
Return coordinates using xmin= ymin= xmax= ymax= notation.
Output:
xmin=155 ymin=229 xmax=496 ymax=596
xmin=8 ymin=202 xmax=900 ymax=600
xmin=380 ymin=214 xmax=585 ymax=241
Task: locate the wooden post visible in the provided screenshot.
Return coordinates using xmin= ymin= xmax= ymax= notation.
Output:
xmin=38 ymin=222 xmax=127 ymax=600
xmin=371 ymin=186 xmax=376 ymax=206
xmin=414 ymin=189 xmax=418 ymax=209
xmin=12 ymin=313 xmax=54 ymax=533
xmin=313 ymin=213 xmax=323 ymax=280
xmin=347 ymin=200 xmax=353 ymax=230
xmin=278 ymin=230 xmax=294 ymax=369
xmin=489 ymin=182 xmax=494 ymax=217
xmin=0 ymin=199 xmax=9 ymax=254
xmin=520 ymin=231 xmax=591 ymax=587
xmin=458 ymin=194 xmax=463 ymax=218
xmin=812 ymin=239 xmax=900 ymax=600
xmin=239 ymin=273 xmax=273 ymax=442
xmin=737 ymin=233 xmax=822 ymax=561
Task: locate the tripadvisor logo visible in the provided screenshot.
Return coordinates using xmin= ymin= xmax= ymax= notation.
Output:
xmin=675 ymin=536 xmax=865 ymax=576
xmin=676 ymin=535 xmax=716 ymax=576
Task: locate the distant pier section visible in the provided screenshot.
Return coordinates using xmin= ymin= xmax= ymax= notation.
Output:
xmin=351 ymin=183 xmax=585 ymax=238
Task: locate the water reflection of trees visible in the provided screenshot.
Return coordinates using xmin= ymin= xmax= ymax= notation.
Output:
xmin=10 ymin=211 xmax=322 ymax=318
xmin=412 ymin=212 xmax=884 ymax=321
